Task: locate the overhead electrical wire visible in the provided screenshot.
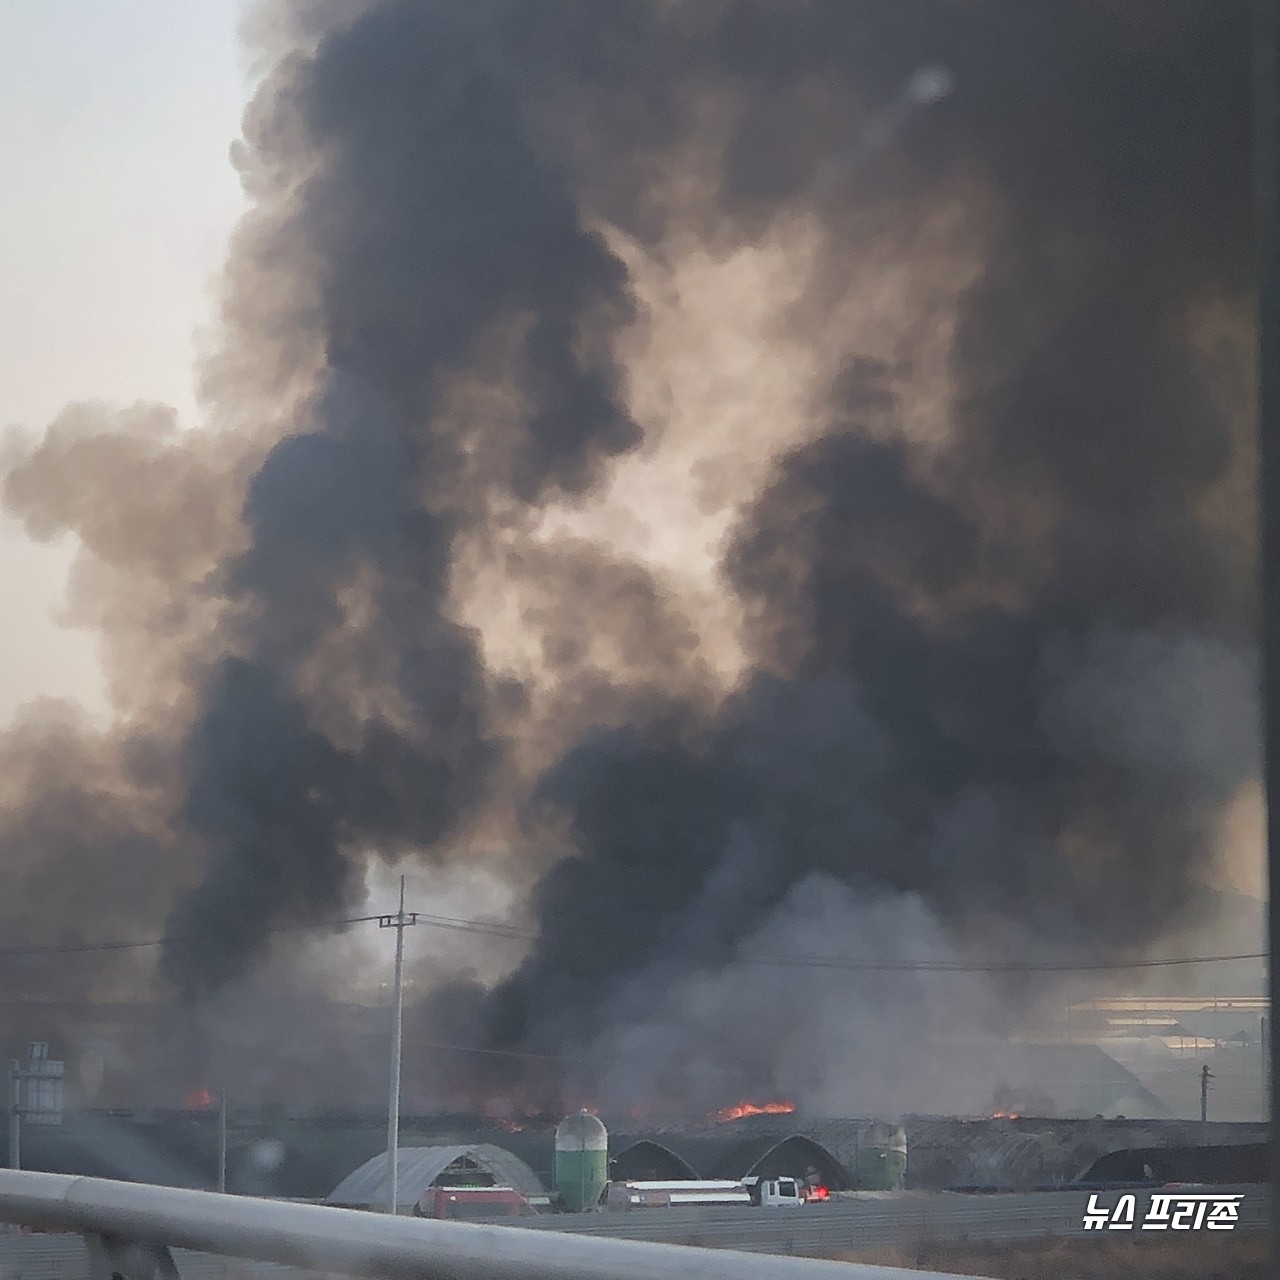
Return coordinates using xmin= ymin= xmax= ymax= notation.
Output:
xmin=0 ymin=914 xmax=387 ymax=957
xmin=736 ymin=950 xmax=1269 ymax=974
xmin=0 ymin=910 xmax=1264 ymax=973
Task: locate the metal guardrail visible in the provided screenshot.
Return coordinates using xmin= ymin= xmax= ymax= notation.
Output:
xmin=0 ymin=1171 xmax=983 ymax=1280
xmin=1 ymin=1182 xmax=1266 ymax=1278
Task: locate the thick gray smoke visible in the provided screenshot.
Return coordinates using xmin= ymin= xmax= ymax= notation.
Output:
xmin=426 ymin=0 xmax=1259 ymax=1113
xmin=7 ymin=2 xmax=642 ymax=1000
xmin=0 ymin=1 xmax=1260 ymax=1115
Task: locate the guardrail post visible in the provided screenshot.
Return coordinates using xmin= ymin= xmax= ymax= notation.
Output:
xmin=84 ymin=1234 xmax=181 ymax=1280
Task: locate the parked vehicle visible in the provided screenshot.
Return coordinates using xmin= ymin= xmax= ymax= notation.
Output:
xmin=604 ymin=1177 xmax=826 ymax=1210
xmin=414 ymin=1186 xmax=534 ymax=1220
xmin=743 ymin=1176 xmax=809 ymax=1208
xmin=603 ymin=1180 xmax=751 ymax=1210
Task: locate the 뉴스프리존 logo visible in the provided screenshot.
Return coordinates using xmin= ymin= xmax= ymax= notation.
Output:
xmin=1083 ymin=1191 xmax=1243 ymax=1231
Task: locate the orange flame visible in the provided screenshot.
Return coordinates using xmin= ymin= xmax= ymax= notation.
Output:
xmin=184 ymin=1088 xmax=216 ymax=1110
xmin=486 ymin=1116 xmax=526 ymax=1133
xmin=991 ymin=1110 xmax=1020 ymax=1120
xmin=713 ymin=1099 xmax=797 ymax=1124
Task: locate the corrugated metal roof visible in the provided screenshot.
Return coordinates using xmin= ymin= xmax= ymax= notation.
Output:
xmin=609 ymin=1140 xmax=699 ymax=1181
xmin=326 ymin=1143 xmax=546 ymax=1210
xmin=706 ymin=1134 xmax=853 ymax=1189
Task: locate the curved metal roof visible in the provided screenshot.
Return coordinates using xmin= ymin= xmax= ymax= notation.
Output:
xmin=609 ymin=1140 xmax=700 ymax=1181
xmin=707 ymin=1134 xmax=853 ymax=1190
xmin=326 ymin=1143 xmax=546 ymax=1210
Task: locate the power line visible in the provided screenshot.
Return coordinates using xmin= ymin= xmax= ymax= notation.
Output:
xmin=0 ymin=914 xmax=386 ymax=958
xmin=0 ymin=909 xmax=1264 ymax=973
xmin=736 ymin=950 xmax=1269 ymax=975
xmin=411 ymin=912 xmax=530 ymax=940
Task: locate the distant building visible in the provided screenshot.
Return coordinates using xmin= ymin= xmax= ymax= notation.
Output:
xmin=610 ymin=1132 xmax=854 ymax=1191
xmin=327 ymin=1143 xmax=547 ymax=1214
xmin=1063 ymin=996 xmax=1270 ymax=1122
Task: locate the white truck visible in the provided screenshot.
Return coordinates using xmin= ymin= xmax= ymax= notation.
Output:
xmin=603 ymin=1177 xmax=816 ymax=1211
xmin=743 ymin=1176 xmax=808 ymax=1208
xmin=604 ymin=1180 xmax=751 ymax=1210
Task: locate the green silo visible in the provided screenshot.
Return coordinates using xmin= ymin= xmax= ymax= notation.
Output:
xmin=855 ymin=1122 xmax=907 ymax=1190
xmin=554 ymin=1109 xmax=608 ymax=1212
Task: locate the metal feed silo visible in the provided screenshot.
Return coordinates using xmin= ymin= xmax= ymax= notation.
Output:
xmin=855 ymin=1122 xmax=907 ymax=1190
xmin=554 ymin=1109 xmax=608 ymax=1211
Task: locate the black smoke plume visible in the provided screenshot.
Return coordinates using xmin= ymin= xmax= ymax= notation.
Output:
xmin=428 ymin=0 xmax=1259 ymax=1113
xmin=0 ymin=1 xmax=1260 ymax=1115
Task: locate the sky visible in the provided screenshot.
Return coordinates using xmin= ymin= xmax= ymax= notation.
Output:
xmin=0 ymin=1 xmax=250 ymax=724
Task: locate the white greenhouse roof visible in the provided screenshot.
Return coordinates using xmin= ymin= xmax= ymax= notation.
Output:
xmin=327 ymin=1143 xmax=546 ymax=1211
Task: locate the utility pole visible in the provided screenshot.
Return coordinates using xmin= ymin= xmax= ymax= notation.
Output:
xmin=379 ymin=876 xmax=417 ymax=1215
xmin=1263 ymin=1016 xmax=1269 ymax=1119
xmin=1255 ymin=0 xmax=1280 ymax=1240
xmin=217 ymin=1090 xmax=227 ymax=1194
xmin=1198 ymin=1059 xmax=1208 ymax=1152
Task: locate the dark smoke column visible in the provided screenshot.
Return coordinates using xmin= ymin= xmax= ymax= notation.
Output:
xmin=160 ymin=1 xmax=640 ymax=996
xmin=434 ymin=1 xmax=1261 ymax=1116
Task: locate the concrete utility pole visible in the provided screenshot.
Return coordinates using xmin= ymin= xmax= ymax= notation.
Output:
xmin=1255 ymin=0 xmax=1280 ymax=1241
xmin=379 ymin=876 xmax=417 ymax=1215
xmin=217 ymin=1090 xmax=227 ymax=1194
xmin=1200 ymin=1064 xmax=1213 ymax=1147
xmin=1262 ymin=1016 xmax=1269 ymax=1118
